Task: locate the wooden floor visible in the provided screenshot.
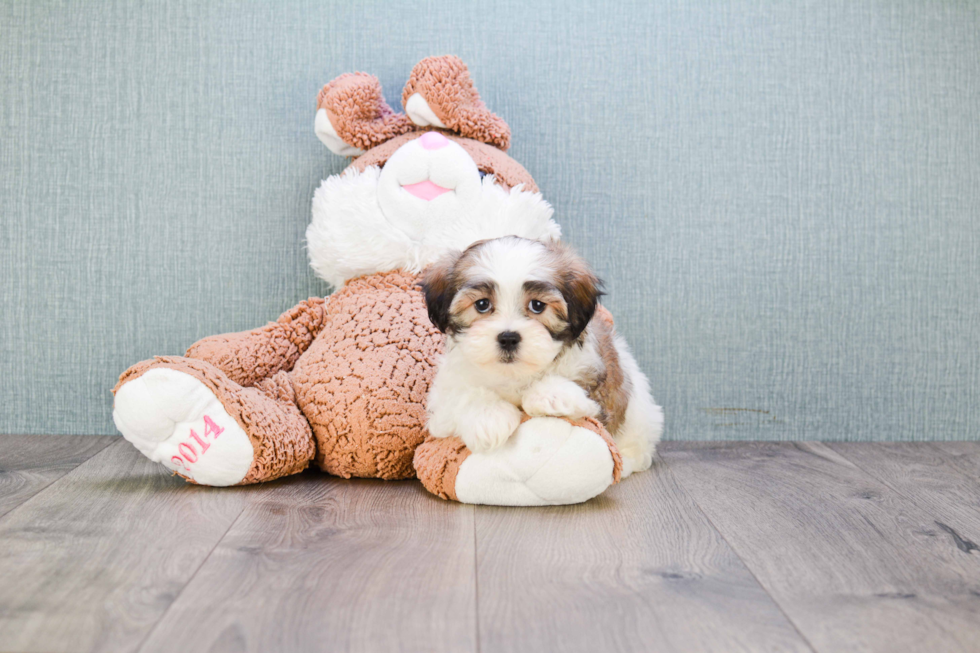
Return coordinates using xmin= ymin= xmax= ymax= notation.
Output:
xmin=0 ymin=436 xmax=978 ymax=652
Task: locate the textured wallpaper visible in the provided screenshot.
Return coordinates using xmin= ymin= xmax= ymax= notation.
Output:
xmin=1 ymin=0 xmax=978 ymax=439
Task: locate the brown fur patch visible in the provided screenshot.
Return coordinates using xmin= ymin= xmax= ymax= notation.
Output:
xmin=579 ymin=309 xmax=631 ymax=434
xmin=450 ymin=281 xmax=497 ymax=327
xmin=420 ymin=239 xmax=501 ymax=334
xmin=521 ymin=280 xmax=568 ymax=338
xmin=420 ymin=250 xmax=464 ymax=332
xmin=540 ymin=241 xmax=603 ymax=342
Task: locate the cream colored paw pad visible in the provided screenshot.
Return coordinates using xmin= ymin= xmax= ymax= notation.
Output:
xmin=113 ymin=368 xmax=253 ymax=486
xmin=454 ymin=417 xmax=614 ymax=506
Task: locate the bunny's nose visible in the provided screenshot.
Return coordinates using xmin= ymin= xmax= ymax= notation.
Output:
xmin=419 ymin=131 xmax=450 ymax=150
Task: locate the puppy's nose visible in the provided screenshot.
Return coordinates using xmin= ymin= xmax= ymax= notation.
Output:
xmin=419 ymin=131 xmax=449 ymax=150
xmin=497 ymin=331 xmax=521 ymax=352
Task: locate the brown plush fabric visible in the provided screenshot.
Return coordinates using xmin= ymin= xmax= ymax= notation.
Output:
xmin=402 ymin=55 xmax=511 ymax=151
xmin=317 ymin=72 xmax=415 ymax=152
xmin=113 ymin=356 xmax=316 ymax=485
xmin=116 ymin=271 xmax=445 ymax=485
xmin=291 ymin=270 xmax=443 ymax=480
xmin=185 ymin=298 xmax=328 ymax=388
xmin=413 ymin=435 xmax=471 ymax=501
xmin=348 ymin=132 xmax=538 ymax=194
xmin=318 ymin=57 xmax=535 ymax=191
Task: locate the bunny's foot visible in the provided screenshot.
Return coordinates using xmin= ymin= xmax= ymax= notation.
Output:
xmin=113 ymin=357 xmax=315 ymax=486
xmin=414 ymin=416 xmax=622 ymax=506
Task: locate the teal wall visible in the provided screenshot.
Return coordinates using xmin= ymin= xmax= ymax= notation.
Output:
xmin=2 ymin=1 xmax=979 ymax=439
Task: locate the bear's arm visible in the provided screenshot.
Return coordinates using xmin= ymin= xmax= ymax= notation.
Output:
xmin=185 ymin=297 xmax=328 ymax=387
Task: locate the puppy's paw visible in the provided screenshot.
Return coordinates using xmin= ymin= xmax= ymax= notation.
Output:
xmin=460 ymin=401 xmax=522 ymax=453
xmin=522 ymin=378 xmax=600 ymax=420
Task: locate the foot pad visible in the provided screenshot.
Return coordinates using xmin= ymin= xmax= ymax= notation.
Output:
xmin=453 ymin=417 xmax=615 ymax=506
xmin=113 ymin=368 xmax=254 ymax=486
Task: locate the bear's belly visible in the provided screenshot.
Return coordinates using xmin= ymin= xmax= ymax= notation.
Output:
xmin=291 ymin=269 xmax=444 ymax=479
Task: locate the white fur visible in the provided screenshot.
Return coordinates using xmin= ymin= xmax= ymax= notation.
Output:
xmin=307 ymin=138 xmax=560 ymax=288
xmin=449 ymin=238 xmax=567 ymax=383
xmin=427 ymin=383 xmax=523 ymax=452
xmin=522 ymin=375 xmax=600 ymax=420
xmin=613 ymin=335 xmax=665 ymax=476
xmin=426 ymin=238 xmax=663 ymax=476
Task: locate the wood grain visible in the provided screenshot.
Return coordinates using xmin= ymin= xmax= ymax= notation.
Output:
xmin=5 ymin=437 xmax=980 ymax=653
xmin=828 ymin=442 xmax=980 ymax=548
xmin=661 ymin=442 xmax=980 ymax=653
xmin=0 ymin=434 xmax=115 ymax=519
xmin=473 ymin=459 xmax=813 ymax=653
xmin=138 ymin=476 xmax=477 ymax=653
xmin=0 ymin=440 xmax=254 ymax=653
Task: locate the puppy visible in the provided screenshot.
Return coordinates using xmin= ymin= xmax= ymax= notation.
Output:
xmin=421 ymin=236 xmax=663 ymax=477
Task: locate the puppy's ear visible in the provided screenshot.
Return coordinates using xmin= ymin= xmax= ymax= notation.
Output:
xmin=420 ymin=251 xmax=463 ymax=333
xmin=553 ymin=244 xmax=604 ymax=341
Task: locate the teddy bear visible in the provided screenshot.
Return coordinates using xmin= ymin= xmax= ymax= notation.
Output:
xmin=111 ymin=56 xmax=627 ymax=506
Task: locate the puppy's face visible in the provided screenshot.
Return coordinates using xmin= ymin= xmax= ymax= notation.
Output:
xmin=422 ymin=236 xmax=602 ymax=378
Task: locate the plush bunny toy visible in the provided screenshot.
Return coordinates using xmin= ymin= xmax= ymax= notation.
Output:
xmin=112 ymin=56 xmax=624 ymax=506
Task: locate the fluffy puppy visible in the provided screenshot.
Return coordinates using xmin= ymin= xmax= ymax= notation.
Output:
xmin=421 ymin=236 xmax=663 ymax=477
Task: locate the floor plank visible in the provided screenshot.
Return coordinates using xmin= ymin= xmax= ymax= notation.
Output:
xmin=0 ymin=434 xmax=115 ymax=519
xmin=828 ymin=442 xmax=980 ymax=548
xmin=661 ymin=442 xmax=980 ymax=653
xmin=473 ymin=459 xmax=813 ymax=653
xmin=0 ymin=440 xmax=255 ymax=653
xmin=6 ymin=438 xmax=978 ymax=653
xmin=138 ymin=475 xmax=477 ymax=653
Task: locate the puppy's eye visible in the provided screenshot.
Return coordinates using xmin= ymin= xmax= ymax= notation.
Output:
xmin=474 ymin=299 xmax=492 ymax=313
xmin=528 ymin=299 xmax=546 ymax=314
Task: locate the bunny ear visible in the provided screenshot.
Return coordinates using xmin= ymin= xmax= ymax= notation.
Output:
xmin=315 ymin=72 xmax=415 ymax=156
xmin=401 ymin=56 xmax=511 ymax=151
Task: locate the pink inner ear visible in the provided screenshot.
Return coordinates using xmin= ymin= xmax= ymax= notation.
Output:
xmin=402 ymin=180 xmax=452 ymax=201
